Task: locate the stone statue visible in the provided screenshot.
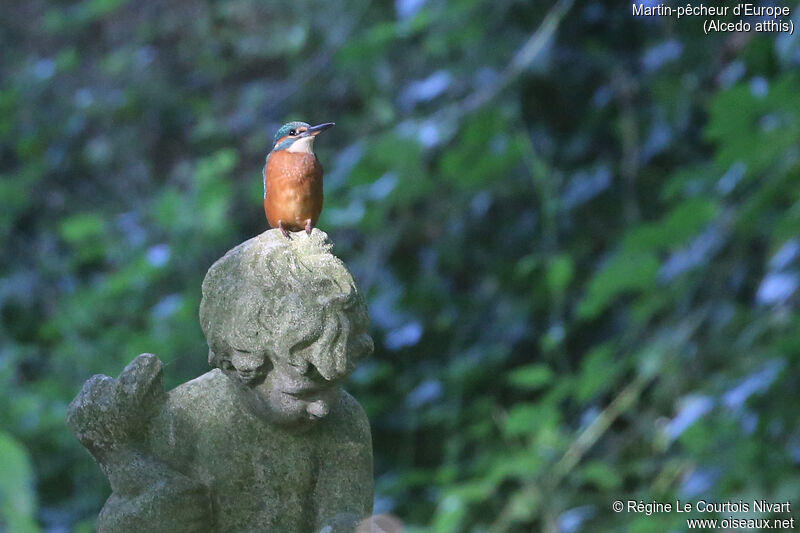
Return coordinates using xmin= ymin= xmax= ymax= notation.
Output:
xmin=67 ymin=229 xmax=375 ymax=532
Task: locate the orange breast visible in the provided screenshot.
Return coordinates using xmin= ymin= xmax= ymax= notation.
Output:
xmin=264 ymin=151 xmax=324 ymax=231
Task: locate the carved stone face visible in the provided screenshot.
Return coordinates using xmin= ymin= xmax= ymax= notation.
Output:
xmin=211 ymin=296 xmax=373 ymax=428
xmin=199 ymin=229 xmax=374 ymax=428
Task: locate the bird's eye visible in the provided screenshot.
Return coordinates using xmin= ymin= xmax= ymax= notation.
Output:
xmin=289 ymin=129 xmax=297 ymax=136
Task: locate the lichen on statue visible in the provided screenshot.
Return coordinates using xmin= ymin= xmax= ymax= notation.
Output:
xmin=199 ymin=228 xmax=373 ymax=428
xmin=67 ymin=228 xmax=375 ymax=533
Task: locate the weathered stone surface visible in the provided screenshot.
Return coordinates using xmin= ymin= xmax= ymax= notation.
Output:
xmin=67 ymin=229 xmax=375 ymax=532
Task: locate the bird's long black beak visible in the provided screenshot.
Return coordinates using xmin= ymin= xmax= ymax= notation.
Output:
xmin=303 ymin=122 xmax=335 ymax=137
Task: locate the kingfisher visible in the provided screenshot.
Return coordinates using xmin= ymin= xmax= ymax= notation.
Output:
xmin=263 ymin=121 xmax=334 ymax=238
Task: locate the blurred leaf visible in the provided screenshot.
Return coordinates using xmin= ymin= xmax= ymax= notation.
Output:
xmin=504 ymin=403 xmax=560 ymax=437
xmin=59 ymin=213 xmax=105 ymax=244
xmin=440 ymin=110 xmax=523 ymax=191
xmin=0 ymin=432 xmax=39 ymax=533
xmin=576 ymin=345 xmax=617 ymax=402
xmin=579 ymin=251 xmax=660 ymax=319
xmin=508 ymin=364 xmax=553 ymax=390
xmin=706 ymin=74 xmax=800 ymax=176
xmin=580 ymin=460 xmax=622 ymax=490
xmin=547 ymin=254 xmax=574 ymax=294
xmin=431 ymin=494 xmax=466 ymax=533
xmin=622 ymin=197 xmax=719 ymax=252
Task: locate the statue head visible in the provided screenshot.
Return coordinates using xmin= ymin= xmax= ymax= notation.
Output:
xmin=199 ymin=230 xmax=373 ymax=426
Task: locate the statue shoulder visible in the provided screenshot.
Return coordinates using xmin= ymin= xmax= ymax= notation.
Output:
xmin=170 ymin=368 xmax=228 ymax=399
xmin=153 ymin=369 xmax=232 ymax=423
xmin=326 ymin=389 xmax=371 ymax=445
xmin=148 ymin=369 xmax=235 ymax=458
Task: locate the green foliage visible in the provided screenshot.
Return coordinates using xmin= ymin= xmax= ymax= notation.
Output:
xmin=579 ymin=249 xmax=661 ymax=319
xmin=508 ymin=363 xmax=553 ymax=390
xmin=0 ymin=432 xmax=39 ymax=533
xmin=706 ymin=74 xmax=800 ymax=176
xmin=2 ymin=0 xmax=799 ymax=531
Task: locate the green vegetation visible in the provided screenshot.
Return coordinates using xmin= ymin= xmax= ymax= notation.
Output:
xmin=2 ymin=0 xmax=799 ymax=531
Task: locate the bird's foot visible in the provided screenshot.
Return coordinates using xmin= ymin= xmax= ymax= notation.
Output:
xmin=304 ymin=219 xmax=312 ymax=235
xmin=278 ymin=221 xmax=290 ymax=239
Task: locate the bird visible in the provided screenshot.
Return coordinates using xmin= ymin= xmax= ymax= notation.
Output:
xmin=263 ymin=121 xmax=335 ymax=238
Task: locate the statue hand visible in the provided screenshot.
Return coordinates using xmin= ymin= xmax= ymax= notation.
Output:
xmin=67 ymin=354 xmax=166 ymax=455
xmin=68 ymin=354 xmax=215 ymax=533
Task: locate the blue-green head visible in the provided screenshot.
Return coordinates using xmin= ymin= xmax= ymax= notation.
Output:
xmin=271 ymin=121 xmax=335 ymax=153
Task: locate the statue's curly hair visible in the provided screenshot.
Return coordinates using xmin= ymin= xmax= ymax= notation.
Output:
xmin=199 ymin=229 xmax=372 ymax=381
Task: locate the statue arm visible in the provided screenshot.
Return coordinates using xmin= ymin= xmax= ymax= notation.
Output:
xmin=314 ymin=390 xmax=374 ymax=533
xmin=67 ymin=354 xmax=213 ymax=533
xmin=96 ymin=446 xmax=212 ymax=533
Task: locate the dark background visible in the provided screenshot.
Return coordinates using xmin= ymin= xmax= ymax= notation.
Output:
xmin=2 ymin=0 xmax=799 ymax=531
